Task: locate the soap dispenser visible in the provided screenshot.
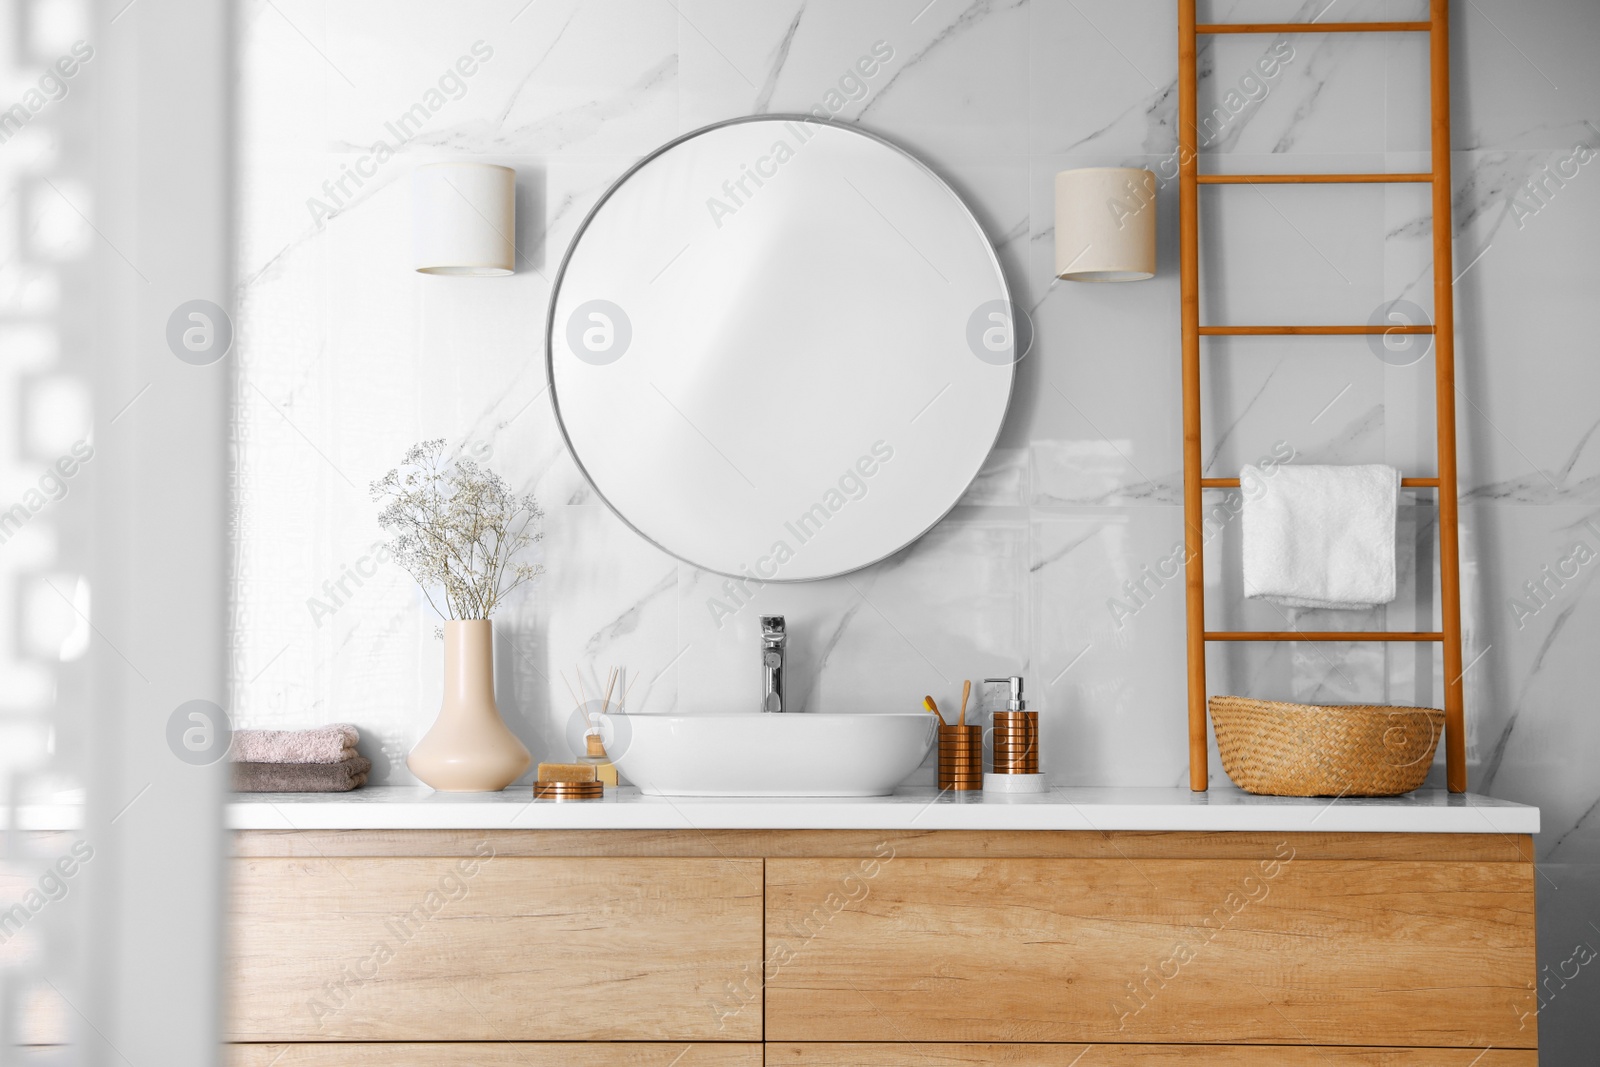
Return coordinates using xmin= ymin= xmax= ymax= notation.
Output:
xmin=983 ymin=676 xmax=1045 ymax=794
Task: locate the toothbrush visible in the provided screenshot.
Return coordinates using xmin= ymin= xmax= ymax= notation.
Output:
xmin=959 ymin=679 xmax=971 ymax=728
xmin=923 ymin=695 xmax=947 ymax=726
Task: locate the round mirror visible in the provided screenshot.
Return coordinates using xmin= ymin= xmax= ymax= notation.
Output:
xmin=548 ymin=116 xmax=1016 ymax=582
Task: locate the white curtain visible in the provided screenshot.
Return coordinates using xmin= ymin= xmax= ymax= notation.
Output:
xmin=1 ymin=0 xmax=231 ymax=1062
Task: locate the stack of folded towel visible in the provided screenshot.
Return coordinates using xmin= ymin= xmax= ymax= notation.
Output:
xmin=1243 ymin=463 xmax=1400 ymax=610
xmin=230 ymin=724 xmax=370 ymax=793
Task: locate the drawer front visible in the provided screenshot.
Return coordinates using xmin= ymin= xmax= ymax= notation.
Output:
xmin=230 ymin=1045 xmax=761 ymax=1066
xmin=228 ymin=856 xmax=763 ymax=1041
xmin=765 ymin=1045 xmax=1537 ymax=1066
xmin=765 ymin=856 xmax=1536 ymax=1047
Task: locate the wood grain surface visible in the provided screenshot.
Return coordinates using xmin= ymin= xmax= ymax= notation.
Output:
xmin=227 ymin=855 xmax=763 ymax=1041
xmin=229 ymin=1044 xmax=762 ymax=1066
xmin=764 ymin=856 xmax=1537 ymax=1047
xmin=765 ymin=1044 xmax=1535 ymax=1066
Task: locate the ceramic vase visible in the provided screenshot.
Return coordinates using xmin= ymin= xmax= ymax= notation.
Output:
xmin=408 ymin=619 xmax=531 ymax=791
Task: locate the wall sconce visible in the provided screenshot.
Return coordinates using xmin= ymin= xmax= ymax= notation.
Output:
xmin=412 ymin=162 xmax=516 ymax=276
xmin=1054 ymin=167 xmax=1156 ymax=282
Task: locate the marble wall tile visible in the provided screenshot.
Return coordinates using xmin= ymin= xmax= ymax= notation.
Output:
xmin=1026 ymin=0 xmax=1176 ymax=158
xmin=677 ymin=518 xmax=1029 ymax=718
xmin=1032 ymin=509 xmax=1194 ymax=786
xmin=534 ymin=503 xmax=683 ymax=756
xmin=231 ymin=0 xmax=1600 ymax=805
xmin=1451 ymin=145 xmax=1600 ymax=504
xmin=1462 ymin=504 xmax=1600 ymax=860
xmin=1200 ymin=32 xmax=1426 ymax=159
xmin=1449 ymin=0 xmax=1600 ymax=152
xmin=1022 ymin=153 xmax=1182 ymax=505
xmin=1202 ymin=177 xmax=1433 ymax=324
xmin=1196 ymin=0 xmax=1428 ymax=19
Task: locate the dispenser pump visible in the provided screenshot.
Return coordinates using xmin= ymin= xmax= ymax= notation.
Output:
xmin=985 ymin=676 xmax=1025 ymax=712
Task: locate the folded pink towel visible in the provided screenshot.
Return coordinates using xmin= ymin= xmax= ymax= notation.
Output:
xmin=231 ymin=724 xmax=360 ymax=764
xmin=232 ymin=756 xmax=371 ymax=793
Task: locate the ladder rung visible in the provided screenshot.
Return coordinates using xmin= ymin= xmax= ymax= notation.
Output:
xmin=1197 ymin=21 xmax=1431 ymax=34
xmin=1197 ymin=173 xmax=1432 ymax=184
xmin=1205 ymin=631 xmax=1445 ymax=642
xmin=1200 ymin=325 xmax=1434 ymax=336
xmin=1201 ymin=477 xmax=1440 ymax=488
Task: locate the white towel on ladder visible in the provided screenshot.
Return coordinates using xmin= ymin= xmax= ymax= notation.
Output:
xmin=1242 ymin=463 xmax=1400 ymax=610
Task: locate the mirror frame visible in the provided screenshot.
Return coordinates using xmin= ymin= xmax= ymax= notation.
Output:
xmin=545 ymin=114 xmax=1017 ymax=581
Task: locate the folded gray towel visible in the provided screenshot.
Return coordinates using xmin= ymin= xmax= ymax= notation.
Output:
xmin=231 ymin=756 xmax=371 ymax=793
xmin=231 ymin=724 xmax=360 ymax=764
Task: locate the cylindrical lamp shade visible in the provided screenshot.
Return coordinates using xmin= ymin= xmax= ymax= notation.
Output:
xmin=413 ymin=163 xmax=516 ymax=276
xmin=1054 ymin=167 xmax=1156 ymax=282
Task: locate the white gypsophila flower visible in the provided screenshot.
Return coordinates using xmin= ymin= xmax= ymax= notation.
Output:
xmin=369 ymin=439 xmax=545 ymax=620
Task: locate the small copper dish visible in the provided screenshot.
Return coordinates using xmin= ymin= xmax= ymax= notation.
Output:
xmin=534 ymin=780 xmax=604 ymax=801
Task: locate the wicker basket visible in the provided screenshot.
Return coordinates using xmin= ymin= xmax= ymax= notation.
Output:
xmin=1209 ymin=696 xmax=1444 ymax=797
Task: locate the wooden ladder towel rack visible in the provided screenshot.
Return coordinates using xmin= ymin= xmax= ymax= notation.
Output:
xmin=1178 ymin=0 xmax=1467 ymax=792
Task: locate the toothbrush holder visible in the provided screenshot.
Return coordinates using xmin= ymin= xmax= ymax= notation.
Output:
xmin=938 ymin=724 xmax=983 ymax=791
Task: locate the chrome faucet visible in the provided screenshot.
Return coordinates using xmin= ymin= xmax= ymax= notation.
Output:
xmin=760 ymin=615 xmax=787 ymax=713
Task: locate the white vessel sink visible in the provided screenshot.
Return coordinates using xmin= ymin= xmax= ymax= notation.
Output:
xmin=609 ymin=712 xmax=937 ymax=797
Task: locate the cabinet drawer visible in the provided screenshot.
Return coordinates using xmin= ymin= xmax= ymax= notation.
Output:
xmin=765 ymin=857 xmax=1535 ymax=1047
xmin=230 ymin=1044 xmax=762 ymax=1066
xmin=765 ymin=1045 xmax=1537 ymax=1066
xmin=228 ymin=856 xmax=763 ymax=1041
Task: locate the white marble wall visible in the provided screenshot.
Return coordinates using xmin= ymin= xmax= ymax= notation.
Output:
xmin=232 ymin=0 xmax=1600 ymax=1053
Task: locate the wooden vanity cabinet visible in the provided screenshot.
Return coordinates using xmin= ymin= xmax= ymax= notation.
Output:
xmin=766 ymin=1046 xmax=1536 ymax=1066
xmin=227 ymin=854 xmax=764 ymax=1042
xmin=766 ymin=856 xmax=1533 ymax=1046
xmin=227 ymin=829 xmax=1539 ymax=1063
xmin=230 ymin=1045 xmax=761 ymax=1066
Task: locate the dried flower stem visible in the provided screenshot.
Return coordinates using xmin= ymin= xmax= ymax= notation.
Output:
xmin=370 ymin=439 xmax=545 ymax=620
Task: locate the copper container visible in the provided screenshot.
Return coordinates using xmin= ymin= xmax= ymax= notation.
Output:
xmin=534 ymin=780 xmax=604 ymax=800
xmin=992 ymin=711 xmax=1038 ymax=774
xmin=938 ymin=724 xmax=983 ymax=790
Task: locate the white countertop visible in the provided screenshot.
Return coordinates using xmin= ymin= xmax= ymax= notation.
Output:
xmin=223 ymin=784 xmax=1539 ymax=835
